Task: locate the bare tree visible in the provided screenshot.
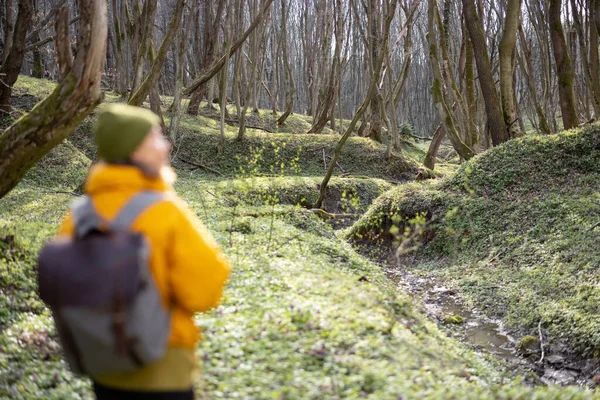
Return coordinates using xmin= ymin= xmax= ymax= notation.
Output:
xmin=276 ymin=0 xmax=295 ymax=126
xmin=462 ymin=0 xmax=509 ymax=145
xmin=549 ymin=0 xmax=579 ymax=129
xmin=499 ymin=0 xmax=522 ymax=138
xmin=0 ymin=0 xmax=33 ymax=113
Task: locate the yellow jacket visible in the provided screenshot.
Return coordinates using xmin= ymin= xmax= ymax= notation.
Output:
xmin=58 ymin=163 xmax=230 ymax=390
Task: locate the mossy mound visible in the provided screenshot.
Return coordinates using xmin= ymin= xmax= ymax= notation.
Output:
xmin=174 ymin=116 xmax=421 ymax=181
xmin=348 ymin=125 xmax=600 ymax=358
xmin=445 ymin=124 xmax=600 ymax=198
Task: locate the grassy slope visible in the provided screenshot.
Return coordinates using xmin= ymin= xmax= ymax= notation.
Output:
xmin=348 ymin=125 xmax=600 ymax=359
xmin=1 ymin=76 xmax=597 ymax=398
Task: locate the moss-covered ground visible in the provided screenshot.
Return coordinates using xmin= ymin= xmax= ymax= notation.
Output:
xmin=1 ymin=76 xmax=598 ymax=398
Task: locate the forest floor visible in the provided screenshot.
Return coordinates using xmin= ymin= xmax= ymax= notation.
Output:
xmin=1 ymin=76 xmax=599 ymax=399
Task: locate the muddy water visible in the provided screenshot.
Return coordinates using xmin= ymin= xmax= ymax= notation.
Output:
xmin=386 ymin=269 xmax=597 ymax=387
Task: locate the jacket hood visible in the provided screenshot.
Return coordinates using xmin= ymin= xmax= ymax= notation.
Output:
xmin=84 ymin=163 xmax=173 ymax=195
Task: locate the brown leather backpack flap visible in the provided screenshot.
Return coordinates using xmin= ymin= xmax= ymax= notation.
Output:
xmin=38 ymin=231 xmax=146 ymax=309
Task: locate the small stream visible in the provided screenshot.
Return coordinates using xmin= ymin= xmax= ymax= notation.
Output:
xmin=386 ymin=268 xmax=599 ymax=387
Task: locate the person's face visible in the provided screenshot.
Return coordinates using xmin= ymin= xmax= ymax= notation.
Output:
xmin=130 ymin=126 xmax=171 ymax=174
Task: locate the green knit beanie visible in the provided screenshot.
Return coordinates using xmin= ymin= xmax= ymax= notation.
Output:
xmin=94 ymin=104 xmax=161 ymax=162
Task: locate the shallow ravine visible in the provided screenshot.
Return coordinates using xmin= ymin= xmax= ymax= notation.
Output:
xmin=384 ymin=262 xmax=598 ymax=388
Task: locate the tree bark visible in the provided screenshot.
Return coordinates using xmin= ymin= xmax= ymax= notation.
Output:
xmin=1 ymin=0 xmax=14 ymax=65
xmin=462 ymin=0 xmax=509 ymax=145
xmin=0 ymin=0 xmax=33 ymax=113
xmin=549 ymin=0 xmax=579 ymax=129
xmin=366 ymin=0 xmax=382 ymax=142
xmin=129 ymin=0 xmax=157 ymax=97
xmin=498 ymin=0 xmax=522 ymax=138
xmin=128 ymin=0 xmax=184 ymax=107
xmin=0 ymin=1 xmax=107 ymax=199
xmin=464 ymin=22 xmax=479 ymax=148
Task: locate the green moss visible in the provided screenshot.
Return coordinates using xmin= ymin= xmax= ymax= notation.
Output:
xmin=444 ymin=315 xmax=465 ymax=325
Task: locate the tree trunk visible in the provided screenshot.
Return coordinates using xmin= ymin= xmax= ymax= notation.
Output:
xmin=308 ymin=0 xmax=342 ymax=133
xmin=276 ymin=0 xmax=295 ymax=126
xmin=549 ymin=0 xmax=579 ymax=129
xmin=31 ymin=33 xmax=43 ymax=78
xmin=111 ymin=0 xmax=126 ymax=95
xmin=366 ymin=0 xmax=382 ymax=142
xmin=462 ymin=0 xmax=508 ymax=145
xmin=464 ymin=24 xmax=479 ymax=148
xmin=498 ymin=0 xmax=522 ymax=138
xmin=128 ymin=0 xmax=184 ymax=107
xmin=169 ymin=0 xmax=195 ymax=143
xmin=517 ymin=26 xmax=552 ymax=134
xmin=0 ymin=2 xmax=107 ymax=199
xmin=1 ymin=0 xmax=14 ymax=65
xmin=428 ymin=0 xmax=474 ymax=160
xmin=129 ymin=0 xmax=157 ymax=97
xmin=572 ymin=0 xmax=600 ymax=118
xmin=0 ymin=0 xmax=33 ymax=113
xmin=423 ymin=124 xmax=444 ymax=170
xmin=590 ymin=0 xmax=600 ymax=119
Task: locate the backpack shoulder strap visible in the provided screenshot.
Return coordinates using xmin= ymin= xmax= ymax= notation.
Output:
xmin=111 ymin=191 xmax=166 ymax=231
xmin=72 ymin=196 xmax=103 ymax=238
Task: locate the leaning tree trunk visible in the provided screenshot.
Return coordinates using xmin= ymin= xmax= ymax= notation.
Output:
xmin=423 ymin=124 xmax=445 ymax=170
xmin=462 ymin=0 xmax=509 ymax=145
xmin=498 ymin=0 xmax=522 ymax=138
xmin=0 ymin=0 xmax=33 ymax=113
xmin=549 ymin=0 xmax=579 ymax=129
xmin=0 ymin=2 xmax=107 ymax=199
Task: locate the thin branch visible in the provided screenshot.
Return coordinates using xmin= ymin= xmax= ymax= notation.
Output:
xmin=26 ymin=16 xmax=80 ymax=52
xmin=538 ymin=320 xmax=545 ymax=364
xmin=178 ymin=157 xmax=223 ymax=175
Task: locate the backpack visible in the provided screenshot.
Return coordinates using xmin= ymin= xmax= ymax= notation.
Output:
xmin=37 ymin=191 xmax=172 ymax=377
